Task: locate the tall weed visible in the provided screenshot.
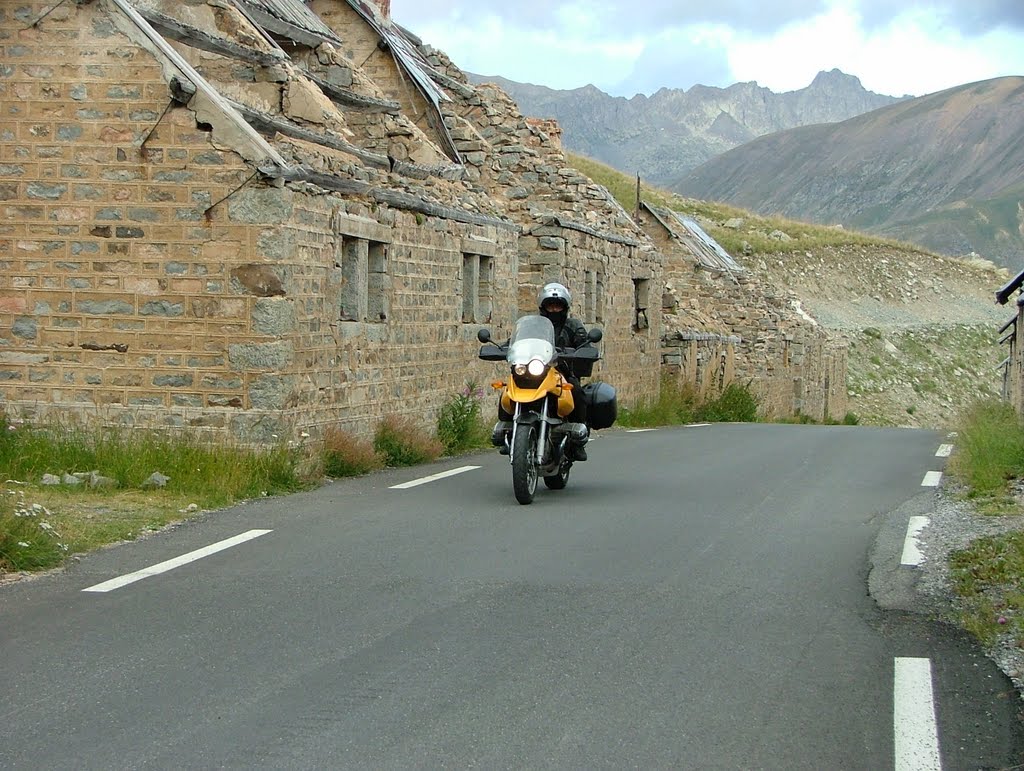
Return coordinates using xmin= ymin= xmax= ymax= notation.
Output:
xmin=949 ymin=399 xmax=1024 ymax=498
xmin=695 ymin=382 xmax=759 ymax=423
xmin=374 ymin=415 xmax=443 ymax=467
xmin=437 ymin=382 xmax=490 ymax=455
xmin=619 ymin=378 xmax=761 ymax=427
xmin=322 ymin=427 xmax=385 ymax=477
xmin=0 ymin=491 xmax=67 ymax=572
xmin=617 ymin=377 xmax=696 ymax=428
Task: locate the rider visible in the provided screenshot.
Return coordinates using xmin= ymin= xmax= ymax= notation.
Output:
xmin=492 ymin=281 xmax=591 ymax=461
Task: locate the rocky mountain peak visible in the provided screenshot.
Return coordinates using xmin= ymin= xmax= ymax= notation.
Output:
xmin=469 ymin=69 xmax=902 ymax=186
xmin=808 ymin=68 xmax=865 ymax=90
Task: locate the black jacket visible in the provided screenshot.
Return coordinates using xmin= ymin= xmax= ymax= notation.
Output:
xmin=553 ymin=317 xmax=591 ymax=382
xmin=553 ymin=316 xmax=588 ymax=350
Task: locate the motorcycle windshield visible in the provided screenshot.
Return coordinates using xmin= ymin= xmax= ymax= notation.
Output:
xmin=507 ymin=315 xmax=556 ymax=366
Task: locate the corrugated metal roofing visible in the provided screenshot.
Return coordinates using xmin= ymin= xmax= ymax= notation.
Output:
xmin=340 ymin=0 xmax=458 ymax=160
xmin=238 ymin=0 xmax=343 ymax=43
xmin=643 ymin=203 xmax=744 ymax=273
xmin=679 ymin=216 xmax=745 ymax=272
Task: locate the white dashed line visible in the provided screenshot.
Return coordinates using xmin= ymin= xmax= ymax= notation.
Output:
xmin=935 ymin=444 xmax=953 ymax=458
xmin=894 ymin=657 xmax=942 ymax=771
xmin=626 ymin=429 xmax=658 ymax=433
xmin=921 ymin=471 xmax=942 ymax=487
xmin=901 ymin=516 xmax=930 ymax=566
xmin=82 ymin=529 xmax=273 ymax=593
xmin=389 ymin=465 xmax=480 ymax=489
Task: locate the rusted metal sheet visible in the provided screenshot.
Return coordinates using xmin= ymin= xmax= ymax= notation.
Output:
xmin=643 ymin=203 xmax=744 ymax=273
xmin=679 ymin=215 xmax=744 ymax=272
xmin=237 ymin=0 xmax=343 ymax=43
xmin=340 ymin=0 xmax=459 ymax=161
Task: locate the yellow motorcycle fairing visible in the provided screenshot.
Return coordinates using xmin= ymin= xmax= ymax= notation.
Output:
xmin=499 ymin=367 xmax=574 ymax=418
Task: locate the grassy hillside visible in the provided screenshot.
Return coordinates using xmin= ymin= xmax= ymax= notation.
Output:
xmin=568 ymin=152 xmax=930 ymax=256
xmin=568 ymin=152 xmax=1010 ymax=429
xmin=666 ymin=77 xmax=1024 ymax=268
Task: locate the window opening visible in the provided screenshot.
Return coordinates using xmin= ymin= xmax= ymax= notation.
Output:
xmin=633 ymin=278 xmax=650 ymax=330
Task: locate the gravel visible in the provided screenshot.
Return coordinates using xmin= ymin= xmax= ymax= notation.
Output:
xmin=913 ymin=482 xmax=1024 ymax=693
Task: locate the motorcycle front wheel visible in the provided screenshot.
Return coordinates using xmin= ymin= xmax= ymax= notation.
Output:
xmin=512 ymin=425 xmax=539 ymax=505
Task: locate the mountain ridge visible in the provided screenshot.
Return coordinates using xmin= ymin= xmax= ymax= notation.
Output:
xmin=673 ymin=76 xmax=1024 ymax=268
xmin=466 ymin=68 xmax=903 ymax=185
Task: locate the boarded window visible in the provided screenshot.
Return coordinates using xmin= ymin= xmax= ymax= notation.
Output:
xmin=337 ymin=237 xmax=388 ymax=323
xmin=584 ymin=270 xmax=605 ymax=324
xmin=462 ymin=253 xmax=493 ymax=323
xmin=633 ymin=278 xmax=650 ymax=330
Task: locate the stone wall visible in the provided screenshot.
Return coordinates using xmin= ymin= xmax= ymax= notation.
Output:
xmin=1 ymin=0 xmax=848 ymax=441
xmin=661 ymin=333 xmax=739 ymax=399
xmin=641 ymin=208 xmax=849 ymax=420
xmin=309 ymin=0 xmax=440 ymax=150
xmin=0 ymin=0 xmax=521 ymax=442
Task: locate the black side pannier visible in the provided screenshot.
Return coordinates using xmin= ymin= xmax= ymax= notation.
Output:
xmin=582 ymin=381 xmax=617 ymax=430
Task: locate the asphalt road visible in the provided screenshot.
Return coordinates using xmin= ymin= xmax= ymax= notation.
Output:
xmin=2 ymin=423 xmax=1023 ymax=769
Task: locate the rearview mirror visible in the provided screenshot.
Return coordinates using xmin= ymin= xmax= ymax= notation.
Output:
xmin=477 ymin=328 xmax=492 ymax=343
xmin=587 ymin=327 xmax=603 ymax=343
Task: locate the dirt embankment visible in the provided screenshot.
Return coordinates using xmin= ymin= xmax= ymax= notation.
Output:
xmin=750 ymin=245 xmax=1012 ymax=428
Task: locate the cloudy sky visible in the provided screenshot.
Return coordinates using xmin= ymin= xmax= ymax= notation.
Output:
xmin=389 ymin=0 xmax=1024 ymax=98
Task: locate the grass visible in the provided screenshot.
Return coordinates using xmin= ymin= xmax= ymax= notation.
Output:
xmin=0 ymin=414 xmax=310 ymax=574
xmin=945 ymin=399 xmax=1024 ymax=646
xmin=948 ymin=399 xmax=1024 ymax=505
xmin=374 ymin=415 xmax=444 ymax=467
xmin=566 ymin=151 xmax=932 ymax=257
xmin=618 ymin=378 xmax=760 ymax=427
xmin=949 ymin=533 xmax=1024 ymax=647
xmin=0 ymin=405 xmax=457 ymax=576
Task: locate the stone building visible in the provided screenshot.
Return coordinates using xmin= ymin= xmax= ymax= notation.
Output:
xmin=0 ymin=0 xmax=666 ymax=442
xmin=996 ymin=269 xmax=1024 ymax=412
xmin=638 ymin=202 xmax=848 ymax=420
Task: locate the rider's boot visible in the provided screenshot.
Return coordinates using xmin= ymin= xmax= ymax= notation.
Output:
xmin=492 ymin=421 xmax=512 ymax=455
xmin=567 ymin=423 xmax=589 ymax=461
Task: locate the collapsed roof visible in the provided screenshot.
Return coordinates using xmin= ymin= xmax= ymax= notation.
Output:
xmin=107 ymin=0 xmax=505 ymax=224
xmin=640 ymin=202 xmax=745 ymax=273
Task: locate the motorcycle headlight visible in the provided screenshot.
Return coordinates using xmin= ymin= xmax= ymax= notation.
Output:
xmin=527 ymin=358 xmax=546 ymax=377
xmin=513 ymin=363 xmax=528 ymax=376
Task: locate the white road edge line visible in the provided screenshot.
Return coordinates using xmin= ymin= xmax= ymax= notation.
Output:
xmin=921 ymin=471 xmax=943 ymax=487
xmin=901 ymin=516 xmax=930 ymax=566
xmin=82 ymin=529 xmax=273 ymax=593
xmin=389 ymin=465 xmax=480 ymax=489
xmin=935 ymin=444 xmax=953 ymax=458
xmin=894 ymin=657 xmax=942 ymax=771
xmin=626 ymin=429 xmax=657 ymax=433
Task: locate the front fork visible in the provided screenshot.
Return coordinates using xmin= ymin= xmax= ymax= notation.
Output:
xmin=508 ymin=398 xmax=556 ymax=466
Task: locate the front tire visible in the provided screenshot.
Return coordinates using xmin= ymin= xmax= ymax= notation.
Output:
xmin=512 ymin=425 xmax=539 ymax=504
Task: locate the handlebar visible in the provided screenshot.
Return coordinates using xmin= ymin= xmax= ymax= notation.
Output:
xmin=477 ymin=342 xmax=600 ymax=363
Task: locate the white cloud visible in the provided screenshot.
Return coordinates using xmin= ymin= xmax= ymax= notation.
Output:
xmin=393 ymin=0 xmax=1024 ymax=96
xmin=727 ymin=3 xmax=1024 ymax=95
xmin=413 ymin=15 xmax=643 ymax=89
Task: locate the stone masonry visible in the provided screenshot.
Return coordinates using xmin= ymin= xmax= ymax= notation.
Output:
xmin=0 ymin=0 xmax=845 ymax=445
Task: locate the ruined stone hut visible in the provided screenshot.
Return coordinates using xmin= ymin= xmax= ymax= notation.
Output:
xmin=638 ymin=201 xmax=847 ymax=420
xmin=0 ymin=0 xmax=843 ymax=443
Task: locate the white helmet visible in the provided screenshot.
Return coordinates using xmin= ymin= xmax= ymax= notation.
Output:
xmin=538 ymin=282 xmax=571 ymax=326
xmin=538 ymin=282 xmax=571 ymax=308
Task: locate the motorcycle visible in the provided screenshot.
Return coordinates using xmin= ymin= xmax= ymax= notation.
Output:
xmin=478 ymin=315 xmax=616 ymax=505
